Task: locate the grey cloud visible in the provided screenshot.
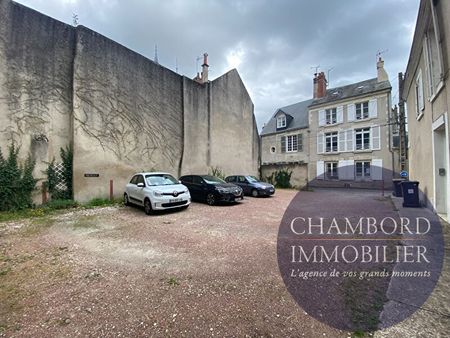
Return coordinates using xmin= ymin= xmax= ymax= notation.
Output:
xmin=16 ymin=0 xmax=420 ymax=129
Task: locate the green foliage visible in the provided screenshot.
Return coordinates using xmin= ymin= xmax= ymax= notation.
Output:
xmin=45 ymin=199 xmax=78 ymax=210
xmin=84 ymin=197 xmax=121 ymax=208
xmin=208 ymin=166 xmax=226 ymax=180
xmin=46 ymin=146 xmax=73 ymax=200
xmin=0 ymin=144 xmax=37 ymax=211
xmin=265 ymin=168 xmax=292 ymax=188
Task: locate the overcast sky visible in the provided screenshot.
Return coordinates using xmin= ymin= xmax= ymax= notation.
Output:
xmin=16 ymin=0 xmax=420 ymax=130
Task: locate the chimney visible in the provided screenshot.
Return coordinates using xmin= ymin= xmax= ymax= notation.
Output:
xmin=201 ymin=52 xmax=209 ymax=83
xmin=377 ymin=57 xmax=388 ymax=82
xmin=313 ymin=72 xmax=327 ymax=99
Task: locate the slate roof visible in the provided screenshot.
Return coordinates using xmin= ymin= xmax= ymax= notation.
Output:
xmin=261 ymin=99 xmax=313 ymax=136
xmin=309 ymin=78 xmax=391 ymax=107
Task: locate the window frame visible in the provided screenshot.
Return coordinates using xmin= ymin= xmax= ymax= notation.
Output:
xmin=354 ymin=127 xmax=371 ymax=151
xmin=325 ymin=108 xmax=337 ymax=125
xmin=277 ymin=115 xmax=287 ymax=129
xmin=355 ymin=161 xmax=371 ymax=179
xmin=286 ymin=134 xmax=298 ymax=152
xmin=324 ymin=132 xmax=338 ymax=153
xmin=325 ymin=162 xmax=338 ymax=180
xmin=355 ymin=101 xmax=369 ymax=120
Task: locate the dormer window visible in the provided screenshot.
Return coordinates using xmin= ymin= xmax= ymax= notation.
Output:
xmin=277 ymin=115 xmax=287 ymax=129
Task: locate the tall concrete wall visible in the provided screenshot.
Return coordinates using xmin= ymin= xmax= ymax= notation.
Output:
xmin=72 ymin=27 xmax=184 ymax=202
xmin=0 ymin=0 xmax=75 ymax=197
xmin=0 ymin=0 xmax=260 ymax=203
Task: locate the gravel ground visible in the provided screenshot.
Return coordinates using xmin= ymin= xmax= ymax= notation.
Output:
xmin=0 ymin=190 xmax=350 ymax=338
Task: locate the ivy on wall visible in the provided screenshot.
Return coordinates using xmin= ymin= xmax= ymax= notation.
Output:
xmin=0 ymin=144 xmax=37 ymax=211
xmin=265 ymin=168 xmax=292 ymax=188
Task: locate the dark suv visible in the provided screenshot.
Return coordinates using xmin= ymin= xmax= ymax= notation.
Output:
xmin=179 ymin=175 xmax=244 ymax=205
xmin=225 ymin=175 xmax=275 ymax=197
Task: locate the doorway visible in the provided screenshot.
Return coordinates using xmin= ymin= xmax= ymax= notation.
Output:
xmin=433 ymin=114 xmax=449 ymax=220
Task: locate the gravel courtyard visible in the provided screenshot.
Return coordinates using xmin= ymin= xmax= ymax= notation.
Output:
xmin=0 ymin=190 xmax=349 ymax=338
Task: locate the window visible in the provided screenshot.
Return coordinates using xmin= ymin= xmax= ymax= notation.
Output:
xmin=325 ymin=162 xmax=338 ymax=180
xmin=415 ymin=70 xmax=424 ymax=117
xmin=355 ymin=161 xmax=371 ymax=179
xmin=355 ymin=102 xmax=369 ymax=120
xmin=423 ymin=9 xmax=442 ymax=97
xmin=277 ymin=115 xmax=286 ymax=128
xmin=287 ymin=135 xmax=298 ymax=152
xmin=325 ymin=132 xmax=338 ymax=152
xmin=130 ymin=175 xmax=139 ymax=184
xmin=298 ymin=134 xmax=303 ymax=152
xmin=325 ymin=108 xmax=337 ymax=125
xmin=238 ymin=176 xmax=246 ymax=183
xmin=136 ymin=175 xmax=145 ymax=186
xmin=193 ymin=176 xmax=204 ymax=185
xmin=355 ymin=128 xmax=371 ymax=150
xmin=270 ymin=146 xmax=276 ymax=153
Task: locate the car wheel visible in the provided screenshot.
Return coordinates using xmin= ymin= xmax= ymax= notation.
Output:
xmin=251 ymin=189 xmax=259 ymax=197
xmin=206 ymin=193 xmax=216 ymax=206
xmin=124 ymin=193 xmax=130 ymax=206
xmin=144 ymin=198 xmax=153 ymax=215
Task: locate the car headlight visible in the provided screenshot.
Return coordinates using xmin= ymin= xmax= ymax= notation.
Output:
xmin=260 ymin=186 xmax=267 ymax=189
xmin=153 ymin=191 xmax=163 ymax=197
xmin=216 ymin=187 xmax=227 ymax=193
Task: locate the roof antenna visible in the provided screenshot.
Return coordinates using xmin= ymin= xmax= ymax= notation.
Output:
xmin=327 ymin=67 xmax=334 ymax=87
xmin=376 ymin=49 xmax=388 ymax=61
xmin=311 ymin=65 xmax=320 ymax=74
xmin=154 ymin=44 xmax=159 ymax=64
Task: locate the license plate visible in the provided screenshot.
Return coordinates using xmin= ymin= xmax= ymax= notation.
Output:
xmin=169 ymin=198 xmax=182 ymax=203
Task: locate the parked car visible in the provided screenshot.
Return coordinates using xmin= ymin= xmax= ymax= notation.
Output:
xmin=225 ymin=175 xmax=275 ymax=197
xmin=124 ymin=172 xmax=190 ymax=215
xmin=179 ymin=175 xmax=243 ymax=205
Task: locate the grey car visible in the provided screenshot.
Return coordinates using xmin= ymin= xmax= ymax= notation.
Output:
xmin=225 ymin=175 xmax=275 ymax=197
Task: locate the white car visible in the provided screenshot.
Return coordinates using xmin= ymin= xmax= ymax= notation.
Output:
xmin=124 ymin=172 xmax=191 ymax=214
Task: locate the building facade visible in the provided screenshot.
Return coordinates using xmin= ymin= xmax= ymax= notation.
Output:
xmin=261 ymin=59 xmax=397 ymax=189
xmin=402 ymin=0 xmax=449 ymax=220
xmin=0 ymin=0 xmax=259 ymax=203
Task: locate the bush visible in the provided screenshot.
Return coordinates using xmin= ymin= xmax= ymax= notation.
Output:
xmin=265 ymin=168 xmax=292 ymax=188
xmin=45 ymin=199 xmax=78 ymax=210
xmin=208 ymin=166 xmax=226 ymax=180
xmin=0 ymin=144 xmax=37 ymax=211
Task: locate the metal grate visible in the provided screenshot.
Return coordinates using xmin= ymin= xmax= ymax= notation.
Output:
xmin=54 ymin=162 xmax=67 ymax=192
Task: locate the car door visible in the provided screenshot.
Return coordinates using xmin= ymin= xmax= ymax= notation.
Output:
xmin=127 ymin=175 xmax=139 ymax=202
xmin=180 ymin=176 xmax=195 ymax=198
xmin=134 ymin=174 xmax=146 ymax=205
xmin=193 ymin=176 xmax=209 ymax=201
xmin=237 ymin=176 xmax=251 ymax=194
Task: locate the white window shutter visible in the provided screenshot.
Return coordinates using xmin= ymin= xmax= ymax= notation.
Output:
xmin=318 ymin=110 xmax=326 ymax=126
xmin=317 ymin=133 xmax=324 ymax=154
xmin=316 ymin=161 xmax=325 ymax=180
xmin=347 ymin=104 xmax=355 ymax=122
xmin=371 ymin=125 xmax=381 ymax=150
xmin=369 ymin=99 xmax=378 ymax=118
xmin=423 ymin=39 xmax=431 ymax=97
xmin=338 ymin=131 xmax=346 ymax=152
xmin=371 ymin=159 xmax=383 ymax=180
xmin=338 ymin=160 xmax=348 ymax=180
xmin=347 ymin=159 xmax=355 ymax=180
xmin=346 ymin=129 xmax=354 ymax=152
xmin=337 ymin=106 xmax=344 ymax=123
xmin=418 ymin=70 xmax=424 ymax=111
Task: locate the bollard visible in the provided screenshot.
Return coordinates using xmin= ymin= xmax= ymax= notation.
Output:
xmin=42 ymin=183 xmax=48 ymax=204
xmin=110 ymin=180 xmax=113 ymax=201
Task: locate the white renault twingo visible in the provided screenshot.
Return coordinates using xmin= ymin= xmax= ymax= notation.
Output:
xmin=124 ymin=172 xmax=191 ymax=214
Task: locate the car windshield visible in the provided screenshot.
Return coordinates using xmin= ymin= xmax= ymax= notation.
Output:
xmin=246 ymin=176 xmax=260 ymax=183
xmin=145 ymin=174 xmax=179 ymax=186
xmin=202 ymin=175 xmax=226 ymax=184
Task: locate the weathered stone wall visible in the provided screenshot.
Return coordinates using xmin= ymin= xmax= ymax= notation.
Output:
xmin=0 ymin=0 xmax=75 ymax=200
xmin=0 ymin=0 xmax=260 ymax=203
xmin=72 ymin=27 xmax=184 ymax=202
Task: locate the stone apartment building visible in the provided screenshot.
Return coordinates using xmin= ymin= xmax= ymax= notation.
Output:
xmin=261 ymin=59 xmax=397 ymax=188
xmin=402 ymin=0 xmax=449 ymax=220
